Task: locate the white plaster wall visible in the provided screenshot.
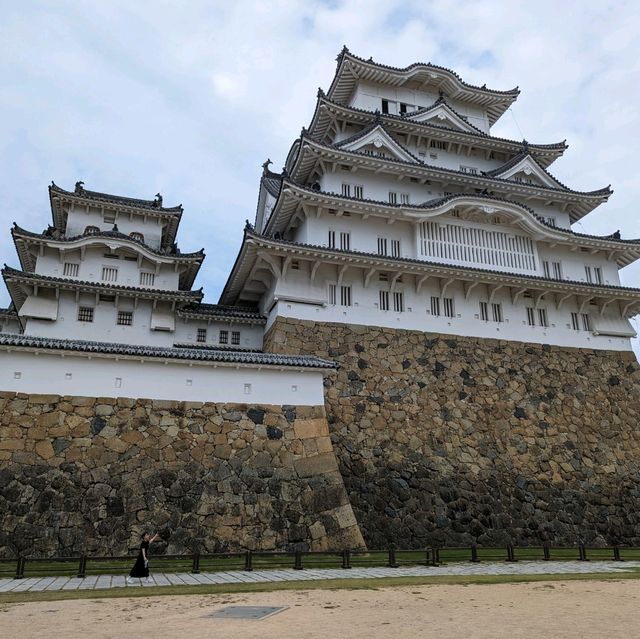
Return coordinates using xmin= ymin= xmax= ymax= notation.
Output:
xmin=0 ymin=317 xmax=21 ymax=334
xmin=18 ymin=291 xmax=265 ymax=349
xmin=0 ymin=350 xmax=326 ymax=404
xmin=536 ymin=244 xmax=620 ymax=285
xmin=65 ymin=204 xmax=165 ymax=249
xmin=350 ymin=81 xmax=490 ymax=133
xmin=35 ymin=246 xmax=180 ymax=290
xmin=267 ymin=272 xmax=635 ymax=351
xmin=23 ymin=293 xmax=175 ymax=346
xmin=174 ymin=318 xmax=264 ymax=349
xmin=294 ymin=206 xmax=616 ymax=284
xmin=297 ymin=214 xmax=414 ymax=258
xmin=320 ymin=169 xmax=443 ymax=205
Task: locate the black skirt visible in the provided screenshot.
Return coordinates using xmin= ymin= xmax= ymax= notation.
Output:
xmin=129 ymin=542 xmax=149 ymax=578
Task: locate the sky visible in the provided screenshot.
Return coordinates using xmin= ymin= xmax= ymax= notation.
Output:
xmin=1 ymin=0 xmax=639 ymax=343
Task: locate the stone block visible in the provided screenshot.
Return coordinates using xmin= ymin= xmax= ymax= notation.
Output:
xmin=34 ymin=440 xmax=55 ymax=459
xmin=293 ymin=417 xmax=329 ymax=439
xmin=294 ymin=452 xmax=339 ymax=478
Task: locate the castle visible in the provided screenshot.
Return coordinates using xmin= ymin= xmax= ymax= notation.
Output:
xmin=2 ymin=48 xmax=640 ymax=556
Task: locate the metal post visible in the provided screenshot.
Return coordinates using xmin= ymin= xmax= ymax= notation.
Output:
xmin=613 ymin=546 xmax=622 ymax=562
xmin=341 ymin=549 xmax=351 ymax=570
xmin=244 ymin=550 xmax=253 ymax=571
xmin=425 ymin=549 xmax=430 ymax=566
xmin=387 ymin=546 xmax=398 ymax=568
xmin=543 ymin=544 xmax=551 ymax=561
xmin=470 ymin=546 xmax=479 ymax=562
xmin=77 ymin=555 xmax=87 ymax=578
xmin=15 ymin=557 xmax=25 ymax=579
xmin=294 ymin=550 xmax=303 ymax=570
xmin=192 ymin=553 xmax=200 ymax=574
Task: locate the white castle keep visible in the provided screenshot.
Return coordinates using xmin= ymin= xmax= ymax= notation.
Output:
xmin=1 ymin=48 xmax=639 ymax=403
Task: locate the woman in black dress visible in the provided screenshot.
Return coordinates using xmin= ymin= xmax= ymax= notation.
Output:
xmin=128 ymin=531 xmax=158 ymax=583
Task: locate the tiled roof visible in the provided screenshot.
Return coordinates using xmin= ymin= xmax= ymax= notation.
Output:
xmin=401 ymin=96 xmax=486 ymax=135
xmin=11 ymin=224 xmax=205 ymax=260
xmin=247 ymin=231 xmax=640 ymax=295
xmin=0 ymin=333 xmax=337 ymax=369
xmin=333 ymin=121 xmax=422 ymax=162
xmin=262 ymin=170 xmax=283 ymax=198
xmin=335 ymin=47 xmax=520 ymax=97
xmin=49 ymin=183 xmax=183 ymax=214
xmin=177 ymin=303 xmax=266 ymax=323
xmin=482 ymin=150 xmax=574 ymax=186
xmin=2 ymin=265 xmax=203 ymax=300
xmin=312 ymin=91 xmax=567 ymax=155
xmin=274 ymin=182 xmax=639 ymax=249
xmin=0 ymin=307 xmax=18 ymax=319
xmin=298 ymin=135 xmax=612 ymax=199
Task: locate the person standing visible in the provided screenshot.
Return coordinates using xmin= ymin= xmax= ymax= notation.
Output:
xmin=127 ymin=531 xmax=159 ymax=583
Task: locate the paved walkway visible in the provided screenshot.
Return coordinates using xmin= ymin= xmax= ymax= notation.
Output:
xmin=1 ymin=560 xmax=638 ymax=593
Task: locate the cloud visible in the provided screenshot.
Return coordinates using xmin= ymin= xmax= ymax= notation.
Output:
xmin=0 ymin=0 xmax=638 ymax=349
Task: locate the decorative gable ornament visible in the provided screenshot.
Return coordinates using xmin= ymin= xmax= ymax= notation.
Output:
xmin=405 ymin=103 xmax=480 ymax=134
xmin=339 ymin=125 xmax=418 ymax=164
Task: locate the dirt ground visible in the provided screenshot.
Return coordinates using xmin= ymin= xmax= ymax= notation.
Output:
xmin=2 ymin=580 xmax=639 ymax=639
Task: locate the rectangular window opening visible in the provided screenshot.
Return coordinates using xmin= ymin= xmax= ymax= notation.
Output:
xmin=526 ymin=307 xmax=535 ymax=326
xmin=443 ymin=297 xmax=454 ymax=318
xmin=77 ymin=306 xmax=94 ymax=323
xmin=538 ymin=308 xmax=548 ymax=327
xmin=328 ymin=284 xmax=337 ymax=305
xmin=140 ymin=272 xmax=155 ymax=287
xmin=63 ymin=263 xmax=79 ymax=277
xmin=117 ymin=311 xmax=133 ymax=326
xmin=219 ymin=330 xmax=229 ymax=345
xmin=101 ymin=266 xmax=118 ymax=282
xmin=197 ymin=328 xmax=207 ymax=343
xmin=340 ymin=285 xmax=352 ymax=307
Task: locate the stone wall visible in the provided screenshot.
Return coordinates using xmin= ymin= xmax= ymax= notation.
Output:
xmin=265 ymin=317 xmax=640 ymax=548
xmin=0 ymin=393 xmax=364 ymax=557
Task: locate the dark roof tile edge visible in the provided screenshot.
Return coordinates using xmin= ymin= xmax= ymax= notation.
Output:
xmin=301 ymin=137 xmax=611 ymax=198
xmin=277 ymin=183 xmax=638 ymax=246
xmin=49 ymin=183 xmax=183 ymax=214
xmin=315 ymin=92 xmax=567 ymax=151
xmin=12 ymin=224 xmax=205 ymax=260
xmin=249 ymin=231 xmax=640 ymax=293
xmin=2 ymin=265 xmax=203 ymax=299
xmin=336 ymin=48 xmax=520 ymax=97
xmin=0 ymin=334 xmax=337 ymax=369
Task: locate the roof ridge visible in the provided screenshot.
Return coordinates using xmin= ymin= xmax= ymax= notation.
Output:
xmin=49 ymin=182 xmax=183 ymax=214
xmin=300 ymin=137 xmax=611 ymax=198
xmin=0 ymin=333 xmax=337 ymax=369
xmin=11 ymin=223 xmax=205 ymax=259
xmin=313 ymin=94 xmax=568 ymax=151
xmin=337 ymin=49 xmax=520 ymax=97
xmin=277 ymin=181 xmax=635 ymax=245
xmin=2 ymin=265 xmax=204 ymax=298
xmin=250 ymin=231 xmax=640 ymax=290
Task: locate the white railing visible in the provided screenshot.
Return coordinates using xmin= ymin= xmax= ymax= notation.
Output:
xmin=419 ymin=221 xmax=537 ymax=272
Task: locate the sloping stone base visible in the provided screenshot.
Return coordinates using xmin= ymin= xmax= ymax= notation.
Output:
xmin=0 ymin=393 xmax=364 ymax=557
xmin=265 ymin=317 xmax=640 ymax=548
